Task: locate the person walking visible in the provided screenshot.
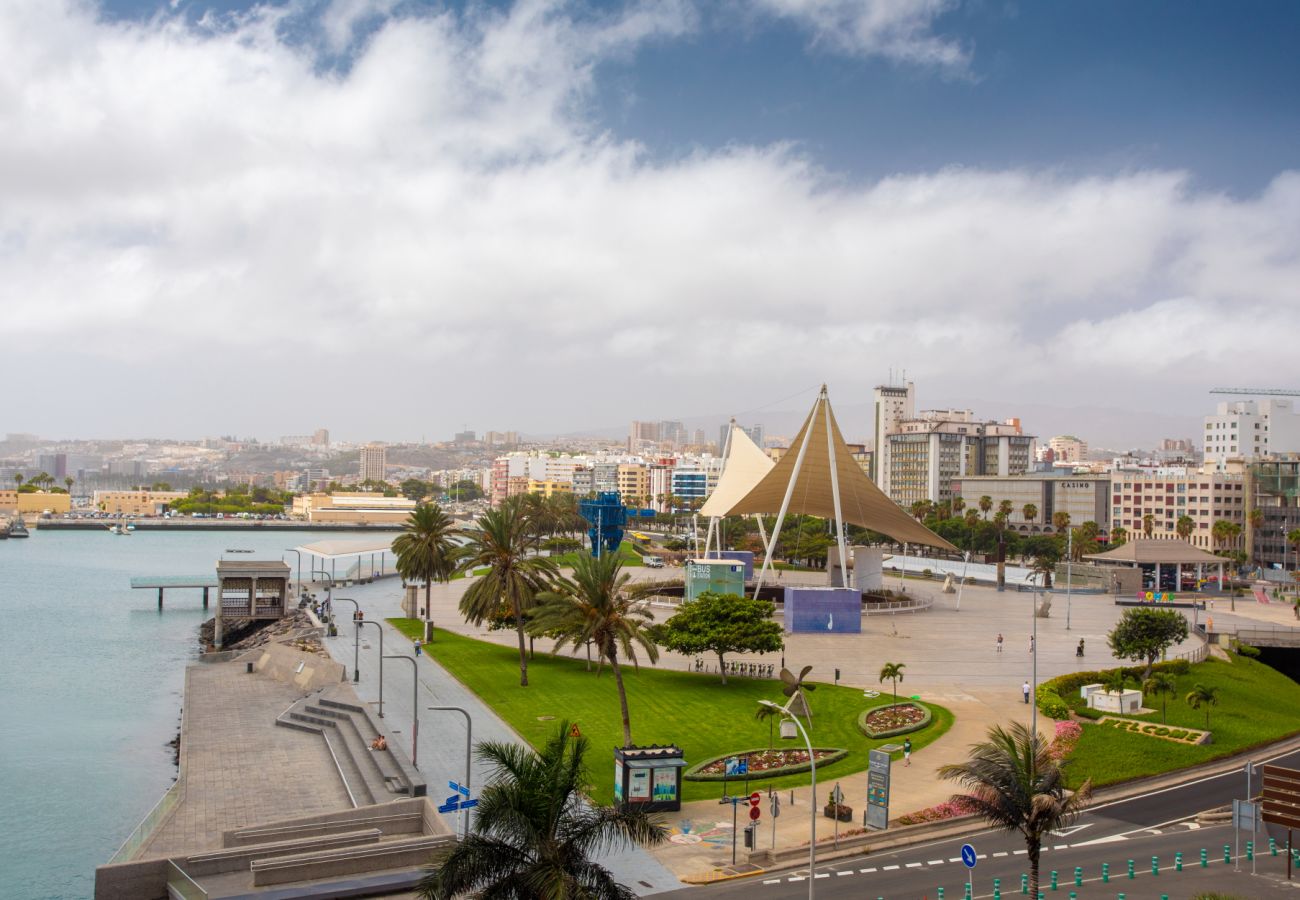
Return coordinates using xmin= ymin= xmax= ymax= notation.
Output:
xmin=1029 ymin=634 xmax=1035 ymax=655
xmin=996 ymin=633 xmax=1004 ymax=653
xmin=1076 ymin=638 xmax=1085 ymax=658
xmin=903 ymin=737 xmax=912 ymax=766
xmin=1023 ymin=680 xmax=1031 ymax=704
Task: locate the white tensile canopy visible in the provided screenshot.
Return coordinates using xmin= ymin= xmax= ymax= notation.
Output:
xmin=713 ymin=386 xmax=957 ymax=591
xmin=700 ymin=422 xmax=774 ymax=519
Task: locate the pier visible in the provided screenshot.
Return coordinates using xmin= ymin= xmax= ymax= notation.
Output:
xmin=129 ymin=575 xmax=219 ymax=609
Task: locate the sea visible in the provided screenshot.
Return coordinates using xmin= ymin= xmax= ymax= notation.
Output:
xmin=0 ymin=526 xmax=382 ymax=900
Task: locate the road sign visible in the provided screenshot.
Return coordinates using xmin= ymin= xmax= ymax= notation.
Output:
xmin=1262 ymin=765 xmax=1300 ymax=830
xmin=750 ymin=791 xmax=762 ymax=806
xmin=866 ymin=749 xmax=891 ymax=831
xmin=770 ymin=794 xmax=781 ymax=818
xmin=439 ymin=782 xmax=478 ymax=814
xmin=961 ymin=844 xmax=978 ymax=868
xmin=725 ymin=756 xmax=748 ymax=776
xmin=449 ymin=781 xmax=470 ymax=797
xmin=749 ymin=806 xmax=761 ymax=821
xmin=1234 ymin=799 xmax=1261 ymax=832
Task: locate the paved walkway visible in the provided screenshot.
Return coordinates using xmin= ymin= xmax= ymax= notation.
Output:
xmin=316 ymin=570 xmax=1207 ymax=882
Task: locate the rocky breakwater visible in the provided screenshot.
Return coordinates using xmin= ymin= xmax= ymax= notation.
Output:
xmin=197 ymin=610 xmax=327 ymax=657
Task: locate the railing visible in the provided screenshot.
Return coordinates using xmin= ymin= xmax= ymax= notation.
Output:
xmin=862 ymin=595 xmax=934 ymax=614
xmin=1170 ymin=642 xmax=1208 ymax=664
xmin=166 ymin=860 xmax=208 ymax=900
xmin=110 ymin=779 xmax=183 ymax=863
xmin=1203 ymin=623 xmax=1300 ymax=648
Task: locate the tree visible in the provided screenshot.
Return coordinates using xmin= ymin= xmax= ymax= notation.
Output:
xmin=1106 ymin=607 xmax=1189 ymax=679
xmin=417 ymin=721 xmax=665 ymax=899
xmin=1052 ymin=511 xmax=1071 ymax=533
xmin=64 ymin=476 xmax=75 ymax=495
xmin=1288 ymin=528 xmax=1300 ymax=568
xmin=879 ymin=662 xmax=906 ymax=708
xmin=1110 ymin=525 xmax=1128 ymax=547
xmin=940 ymin=722 xmax=1091 ymax=900
xmin=399 ymin=478 xmax=432 ymax=501
xmin=1141 ymin=513 xmax=1154 ymax=538
xmin=12 ymin=473 xmax=22 ymax=488
xmin=1176 ymin=515 xmax=1194 ymax=541
xmin=1030 ymin=543 xmax=1060 ymax=588
xmin=530 ymin=553 xmax=659 ymax=747
xmin=655 ymin=592 xmax=783 ymax=685
xmin=1022 ymin=503 xmax=1038 ymax=525
xmin=1185 ymin=683 xmax=1220 ymax=729
xmin=997 ymin=499 xmax=1014 ymax=521
xmin=459 ymin=498 xmax=559 ymax=687
xmin=952 ymin=496 xmax=966 ymax=516
xmin=1144 ymin=671 xmax=1177 ymax=724
xmin=1212 ymin=519 xmax=1240 ymax=554
xmin=979 ymin=495 xmax=993 ymax=520
xmin=1102 ymin=668 xmax=1128 ymax=697
xmin=393 ymin=503 xmax=462 ymax=641
xmin=755 ymin=702 xmax=781 ymax=750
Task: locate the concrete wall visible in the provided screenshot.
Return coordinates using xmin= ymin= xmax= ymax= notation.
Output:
xmin=783 ymin=586 xmax=862 ymax=634
xmin=244 ymin=643 xmax=345 ymax=691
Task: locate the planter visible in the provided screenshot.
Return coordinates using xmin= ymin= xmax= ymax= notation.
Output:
xmin=683 ymin=747 xmax=848 ymax=781
xmin=823 ymin=803 xmax=853 ymax=822
xmin=857 ymin=702 xmax=932 ymax=738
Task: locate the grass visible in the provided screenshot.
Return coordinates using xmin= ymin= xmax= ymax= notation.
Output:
xmin=1066 ymin=653 xmax=1300 ymax=789
xmin=389 ymin=618 xmax=952 ymax=805
xmin=548 ymin=541 xmax=643 ymax=568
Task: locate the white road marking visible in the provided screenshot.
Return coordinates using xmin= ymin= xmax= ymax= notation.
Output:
xmin=927 ymin=859 xmax=945 ymax=865
xmin=883 ymin=864 xmax=900 ymax=871
xmin=1053 ymin=844 xmax=1070 ymax=851
xmin=860 ymin=868 xmax=876 ymax=874
xmin=976 ymin=853 xmax=988 ymax=859
xmin=948 ymin=857 xmax=962 ymax=863
xmin=836 ymin=871 xmax=854 ymax=877
xmin=763 ymin=879 xmax=781 ymax=884
xmin=906 ymin=862 xmax=922 ymax=868
xmin=787 ymin=876 xmax=804 ymax=882
xmin=1148 ymin=828 xmax=1163 ymax=834
xmin=814 ymin=873 xmax=830 ymax=879
xmin=993 ymin=851 xmax=1009 ymax=858
xmin=1014 ymin=849 xmax=1028 ymax=855
xmin=1072 ymin=834 xmax=1128 ymax=847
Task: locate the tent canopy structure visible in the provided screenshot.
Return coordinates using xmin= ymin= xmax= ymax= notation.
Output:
xmin=723 ymin=388 xmax=957 ymax=553
xmin=1082 ymin=539 xmax=1226 ymax=566
xmin=699 ymin=421 xmax=775 ymax=519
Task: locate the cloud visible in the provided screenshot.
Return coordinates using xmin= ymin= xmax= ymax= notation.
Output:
xmin=748 ymin=0 xmax=970 ymax=68
xmin=0 ymin=0 xmax=1297 ymax=441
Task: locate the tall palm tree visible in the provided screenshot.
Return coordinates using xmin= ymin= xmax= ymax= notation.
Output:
xmin=1110 ymin=525 xmax=1128 ymax=547
xmin=1176 ymin=515 xmax=1194 ymax=541
xmin=879 ymin=662 xmax=906 ymax=708
xmin=1022 ymin=503 xmax=1038 ymax=525
xmin=12 ymin=473 xmax=23 ymax=489
xmin=1186 ymin=683 xmax=1220 ymax=729
xmin=1052 ymin=511 xmax=1071 ymax=533
xmin=393 ymin=503 xmax=462 ymax=641
xmin=1144 ymin=671 xmax=1177 ymax=723
xmin=1103 ymin=668 xmax=1128 ymax=697
xmin=530 ymin=553 xmax=659 ymax=747
xmin=417 ymin=722 xmax=666 ymax=900
xmin=459 ymin=499 xmax=559 ymax=687
xmin=64 ymin=476 xmax=74 ymax=495
xmin=952 ymin=496 xmax=966 ymax=516
xmin=1141 ymin=513 xmax=1154 ymax=538
xmin=979 ymin=495 xmax=993 ymax=520
xmin=1288 ymin=528 xmax=1300 ymax=570
xmin=997 ymin=499 xmax=1014 ymax=521
xmin=940 ymin=722 xmax=1091 ymax=900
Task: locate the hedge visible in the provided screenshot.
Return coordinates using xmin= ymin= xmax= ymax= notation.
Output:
xmin=1036 ymin=659 xmax=1191 ymax=718
xmin=683 ymin=748 xmax=849 ymax=782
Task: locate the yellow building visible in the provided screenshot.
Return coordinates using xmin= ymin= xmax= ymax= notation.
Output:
xmin=0 ymin=490 xmax=73 ymax=516
xmin=616 ymin=464 xmax=650 ymax=505
xmin=527 ymin=479 xmax=573 ymax=498
xmin=292 ymin=492 xmax=416 ymax=524
xmin=94 ymin=490 xmax=189 ymax=516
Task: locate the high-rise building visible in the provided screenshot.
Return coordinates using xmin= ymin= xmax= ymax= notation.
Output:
xmin=359 ymin=444 xmax=387 ymax=483
xmin=1204 ymin=399 xmax=1300 ymax=469
xmin=658 ymin=421 xmax=687 ymax=447
xmin=872 ymin=382 xmax=915 ymax=494
xmin=453 ymin=430 xmax=478 ymax=445
xmin=312 ymin=428 xmax=330 ymax=447
xmin=1048 ymin=435 xmax=1088 ymax=463
xmin=36 ymin=453 xmax=68 ymax=479
xmin=718 ymin=423 xmax=765 ymax=454
xmin=887 ymin=410 xmax=1034 ymax=505
xmin=628 ymin=421 xmax=660 ymax=449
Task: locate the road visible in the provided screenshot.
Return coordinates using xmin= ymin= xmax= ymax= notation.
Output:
xmin=661 ymin=745 xmax=1300 ymax=899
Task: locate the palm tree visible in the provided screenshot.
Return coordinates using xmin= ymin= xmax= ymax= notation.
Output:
xmin=979 ymin=495 xmax=993 ymax=520
xmin=1103 ymin=668 xmax=1128 ymax=697
xmin=1288 ymin=528 xmax=1300 ymax=570
xmin=12 ymin=473 xmax=22 ymax=489
xmin=755 ymin=702 xmax=780 ymax=751
xmin=417 ymin=722 xmax=666 ymax=900
xmin=1176 ymin=515 xmax=1194 ymax=541
xmin=1052 ymin=511 xmax=1071 ymax=533
xmin=64 ymin=476 xmax=74 ymax=495
xmin=997 ymin=499 xmax=1014 ymax=521
xmin=1144 ymin=672 xmax=1177 ymax=723
xmin=1186 ymin=683 xmax=1220 ymax=729
xmin=952 ymin=496 xmax=966 ymax=516
xmin=940 ymin=722 xmax=1091 ymax=900
xmin=1022 ymin=503 xmax=1038 ymax=525
xmin=1141 ymin=513 xmax=1154 ymax=538
xmin=459 ymin=499 xmax=559 ymax=687
xmin=393 ymin=503 xmax=462 ymax=641
xmin=529 ymin=553 xmax=659 ymax=747
xmin=1110 ymin=525 xmax=1128 ymax=547
xmin=910 ymin=500 xmax=931 ymax=521
xmin=879 ymin=661 xmax=906 ymax=708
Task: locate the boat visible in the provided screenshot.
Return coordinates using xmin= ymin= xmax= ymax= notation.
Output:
xmin=0 ymin=520 xmax=9 ymax=539
xmin=107 ymin=523 xmax=132 ymax=535
xmin=9 ymin=516 xmax=29 ymax=538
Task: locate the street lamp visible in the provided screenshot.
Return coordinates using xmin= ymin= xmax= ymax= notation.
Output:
xmin=284 ymin=548 xmax=303 ymax=594
xmin=357 ymin=620 xmax=385 ymax=716
xmin=333 ymin=598 xmax=360 ymax=682
xmin=759 ymin=699 xmax=815 ymax=900
xmin=384 ymin=654 xmax=419 ymax=768
xmin=429 ymin=705 xmax=474 ymax=839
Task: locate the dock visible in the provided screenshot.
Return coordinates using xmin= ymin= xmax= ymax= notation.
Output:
xmin=130 ymin=575 xmax=219 ymax=609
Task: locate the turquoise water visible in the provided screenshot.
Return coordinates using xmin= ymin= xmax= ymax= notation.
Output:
xmin=0 ymin=528 xmax=380 ymax=900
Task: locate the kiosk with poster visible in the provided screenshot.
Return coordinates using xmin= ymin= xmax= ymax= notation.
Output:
xmin=614 ymin=744 xmax=686 ymax=812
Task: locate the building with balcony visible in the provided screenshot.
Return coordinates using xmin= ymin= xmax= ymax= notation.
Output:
xmin=1108 ymin=470 xmax=1244 ymax=550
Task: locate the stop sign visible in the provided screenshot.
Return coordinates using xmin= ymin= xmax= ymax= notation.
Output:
xmin=750 ymin=791 xmax=762 ymax=807
xmin=749 ymin=806 xmax=761 ymax=821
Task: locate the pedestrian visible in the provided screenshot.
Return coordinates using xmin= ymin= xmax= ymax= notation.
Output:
xmin=1029 ymin=635 xmax=1035 ymax=655
xmin=996 ymin=633 xmax=1003 ymax=653
xmin=414 ymin=640 xmax=422 ymax=657
xmin=903 ymin=737 xmax=912 ymax=766
xmin=1023 ymin=680 xmax=1031 ymax=704
xmin=1076 ymin=639 xmax=1085 ymax=658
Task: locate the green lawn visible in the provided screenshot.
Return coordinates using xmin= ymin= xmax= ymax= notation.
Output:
xmin=389 ymin=619 xmax=952 ymax=805
xmin=1066 ymin=654 xmax=1300 ymax=789
xmin=547 ymin=541 xmax=644 ymax=568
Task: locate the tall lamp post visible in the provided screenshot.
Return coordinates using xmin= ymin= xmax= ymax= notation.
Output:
xmin=357 ymin=620 xmax=385 ymax=716
xmin=284 ymin=548 xmax=303 ymax=594
xmin=759 ymin=699 xmax=815 ymax=900
xmin=384 ymin=654 xmax=419 ymax=768
xmin=429 ymin=705 xmax=474 ymax=839
xmin=334 ymin=598 xmax=360 ymax=682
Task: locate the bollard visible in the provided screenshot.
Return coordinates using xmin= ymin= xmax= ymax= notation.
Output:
xmin=1050 ymin=870 xmax=1058 ymax=891
xmin=1101 ymin=862 xmax=1110 ymax=883
xmin=1152 ymin=855 xmax=1159 ymax=876
xmin=1223 ymin=843 xmax=1231 ymax=864
xmin=1247 ymin=840 xmax=1254 ymax=861
xmin=1127 ymin=859 xmax=1135 ymax=879
xmin=1175 ymin=852 xmax=1182 ymax=872
xmin=937 ymin=888 xmax=944 ymax=900
xmin=1074 ymin=866 xmax=1082 ymax=886
xmin=1021 ymin=873 xmax=1028 ymax=894
xmin=1117 ymin=895 xmax=1125 ymax=900
xmin=965 ymin=883 xmax=972 ymax=900
xmin=1271 ymin=838 xmax=1279 ymax=856
xmin=1200 ymin=848 xmax=1208 ymax=868
xmin=1069 ymin=894 xmax=1076 ymax=900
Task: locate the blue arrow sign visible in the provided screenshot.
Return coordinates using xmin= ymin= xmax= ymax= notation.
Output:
xmin=437 ymin=796 xmax=461 ymax=814
xmin=961 ymin=844 xmax=977 ymax=868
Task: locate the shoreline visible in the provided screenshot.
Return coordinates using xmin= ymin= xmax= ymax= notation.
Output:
xmin=31 ymin=518 xmax=405 ymax=531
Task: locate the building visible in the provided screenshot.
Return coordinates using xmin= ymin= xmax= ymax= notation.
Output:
xmin=871 ymin=382 xmax=915 ymax=494
xmin=359 ymin=445 xmax=387 ymax=483
xmin=312 ymin=428 xmax=330 ymax=447
xmin=718 ymin=423 xmax=764 ymax=455
xmin=0 ymin=490 xmax=73 ymax=516
xmin=485 ymin=431 xmax=520 ymax=446
xmin=887 ymin=410 xmax=1034 ymax=505
xmin=94 ymin=490 xmax=188 ymax=516
xmin=1204 ymin=399 xmax=1300 ymax=469
xmin=292 ymin=492 xmax=415 ymax=524
xmin=628 ymin=421 xmax=660 ymax=450
xmin=1250 ymin=457 xmax=1300 ymax=570
xmin=1047 ymin=435 xmax=1088 ymax=463
xmin=953 ymin=476 xmax=1110 ymax=533
xmin=659 ymin=421 xmax=687 ymax=447
xmin=527 ymin=479 xmax=573 ymax=498
xmin=1108 ymin=469 xmax=1244 ymax=550
xmin=616 ymin=464 xmax=650 ymax=505
xmin=36 ymin=453 xmax=68 ymax=479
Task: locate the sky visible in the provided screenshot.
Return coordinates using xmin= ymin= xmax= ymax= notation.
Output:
xmin=3 ymin=0 xmax=1299 ymax=446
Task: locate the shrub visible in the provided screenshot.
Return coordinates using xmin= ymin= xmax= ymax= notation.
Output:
xmin=1075 ymin=706 xmax=1104 ymax=720
xmin=1236 ymin=643 xmax=1261 ymax=659
xmin=1036 ymin=685 xmax=1071 ymax=720
xmin=1049 ymin=721 xmax=1082 ymax=760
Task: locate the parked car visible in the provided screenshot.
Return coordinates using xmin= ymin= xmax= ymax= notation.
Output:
xmin=643 ymin=555 xmax=665 ymax=568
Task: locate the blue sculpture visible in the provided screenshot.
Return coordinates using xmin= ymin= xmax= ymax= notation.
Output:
xmin=578 ymin=492 xmax=628 ymax=558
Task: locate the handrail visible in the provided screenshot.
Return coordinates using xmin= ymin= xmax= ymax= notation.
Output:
xmin=111 ymin=779 xmax=183 ymax=863
xmin=166 ymin=860 xmax=208 ymax=900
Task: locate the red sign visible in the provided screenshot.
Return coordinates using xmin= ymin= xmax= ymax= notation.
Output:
xmin=750 ymin=791 xmax=762 ymax=807
xmin=749 ymin=806 xmax=762 ymax=821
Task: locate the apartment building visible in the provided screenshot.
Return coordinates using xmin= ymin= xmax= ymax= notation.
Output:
xmin=1204 ymin=399 xmax=1300 ymax=469
xmin=1109 ymin=469 xmax=1245 ymax=550
xmin=953 ymin=476 xmax=1109 ymax=533
xmin=359 ymin=444 xmax=387 ymax=482
xmin=1048 ymin=435 xmax=1088 ymax=463
xmin=871 ymin=382 xmax=914 ymax=495
xmin=888 ymin=410 xmax=1034 ymax=505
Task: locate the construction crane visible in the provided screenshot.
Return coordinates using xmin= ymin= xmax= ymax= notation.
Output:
xmin=1209 ymin=388 xmax=1300 ymax=397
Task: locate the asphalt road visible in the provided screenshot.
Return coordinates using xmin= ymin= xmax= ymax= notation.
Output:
xmin=660 ymin=744 xmax=1300 ymax=900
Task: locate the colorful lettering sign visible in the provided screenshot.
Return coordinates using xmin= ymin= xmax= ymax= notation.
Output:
xmin=1137 ymin=591 xmax=1177 ymax=603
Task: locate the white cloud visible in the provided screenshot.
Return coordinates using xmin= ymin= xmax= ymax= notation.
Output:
xmin=748 ymin=0 xmax=969 ymax=68
xmin=0 ymin=0 xmax=1297 ymax=440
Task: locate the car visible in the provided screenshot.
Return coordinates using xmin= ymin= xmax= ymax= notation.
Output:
xmin=643 ymin=555 xmax=665 ymax=568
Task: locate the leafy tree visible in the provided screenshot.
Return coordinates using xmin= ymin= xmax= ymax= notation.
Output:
xmin=1106 ymin=607 xmax=1189 ymax=679
xmin=940 ymin=722 xmax=1091 ymax=900
xmin=655 ymin=592 xmax=783 ymax=685
xmin=459 ymin=498 xmax=559 ymax=687
xmin=399 ymin=478 xmax=432 ymax=501
xmin=529 ymin=554 xmax=659 ymax=747
xmin=449 ymin=478 xmax=485 ymax=501
xmin=879 ymin=661 xmax=906 ymax=708
xmin=417 ymin=722 xmax=665 ymax=899
xmin=1185 ymin=683 xmax=1220 ymax=729
xmin=1144 ymin=671 xmax=1177 ymax=723
xmin=393 ymin=504 xmax=462 ymax=640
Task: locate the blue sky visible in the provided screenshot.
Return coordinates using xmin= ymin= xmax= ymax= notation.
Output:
xmin=3 ymin=0 xmax=1299 ymax=444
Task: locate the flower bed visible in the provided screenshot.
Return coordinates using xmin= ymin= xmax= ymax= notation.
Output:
xmin=896 ymin=797 xmax=979 ymax=826
xmin=683 ymin=748 xmax=848 ymax=781
xmin=857 ymin=702 xmax=932 ymax=738
xmin=1095 ymin=717 xmax=1210 ymax=745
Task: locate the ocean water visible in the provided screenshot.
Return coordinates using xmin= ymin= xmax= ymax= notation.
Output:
xmin=0 ymin=527 xmax=380 ymax=900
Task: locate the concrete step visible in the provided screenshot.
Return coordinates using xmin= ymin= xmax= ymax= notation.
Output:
xmin=250 ymin=835 xmax=454 ymax=887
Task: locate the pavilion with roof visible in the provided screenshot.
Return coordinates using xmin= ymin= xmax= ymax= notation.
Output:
xmin=1082 ymin=538 xmax=1227 ymax=593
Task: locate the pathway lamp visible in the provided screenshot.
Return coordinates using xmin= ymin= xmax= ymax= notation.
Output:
xmin=334 ymin=597 xmax=360 ymax=682
xmin=384 ymin=654 xmax=419 ymax=768
xmin=429 ymin=705 xmax=474 ymax=839
xmin=759 ymin=699 xmax=815 ymax=900
xmin=357 ymin=619 xmax=385 ymax=716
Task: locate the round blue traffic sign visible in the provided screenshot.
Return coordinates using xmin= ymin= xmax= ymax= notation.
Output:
xmin=961 ymin=844 xmax=977 ymax=868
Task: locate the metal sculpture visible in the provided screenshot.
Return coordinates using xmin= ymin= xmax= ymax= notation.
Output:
xmin=780 ymin=665 xmax=816 ymax=720
xmin=578 ymin=492 xmax=628 ymax=558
